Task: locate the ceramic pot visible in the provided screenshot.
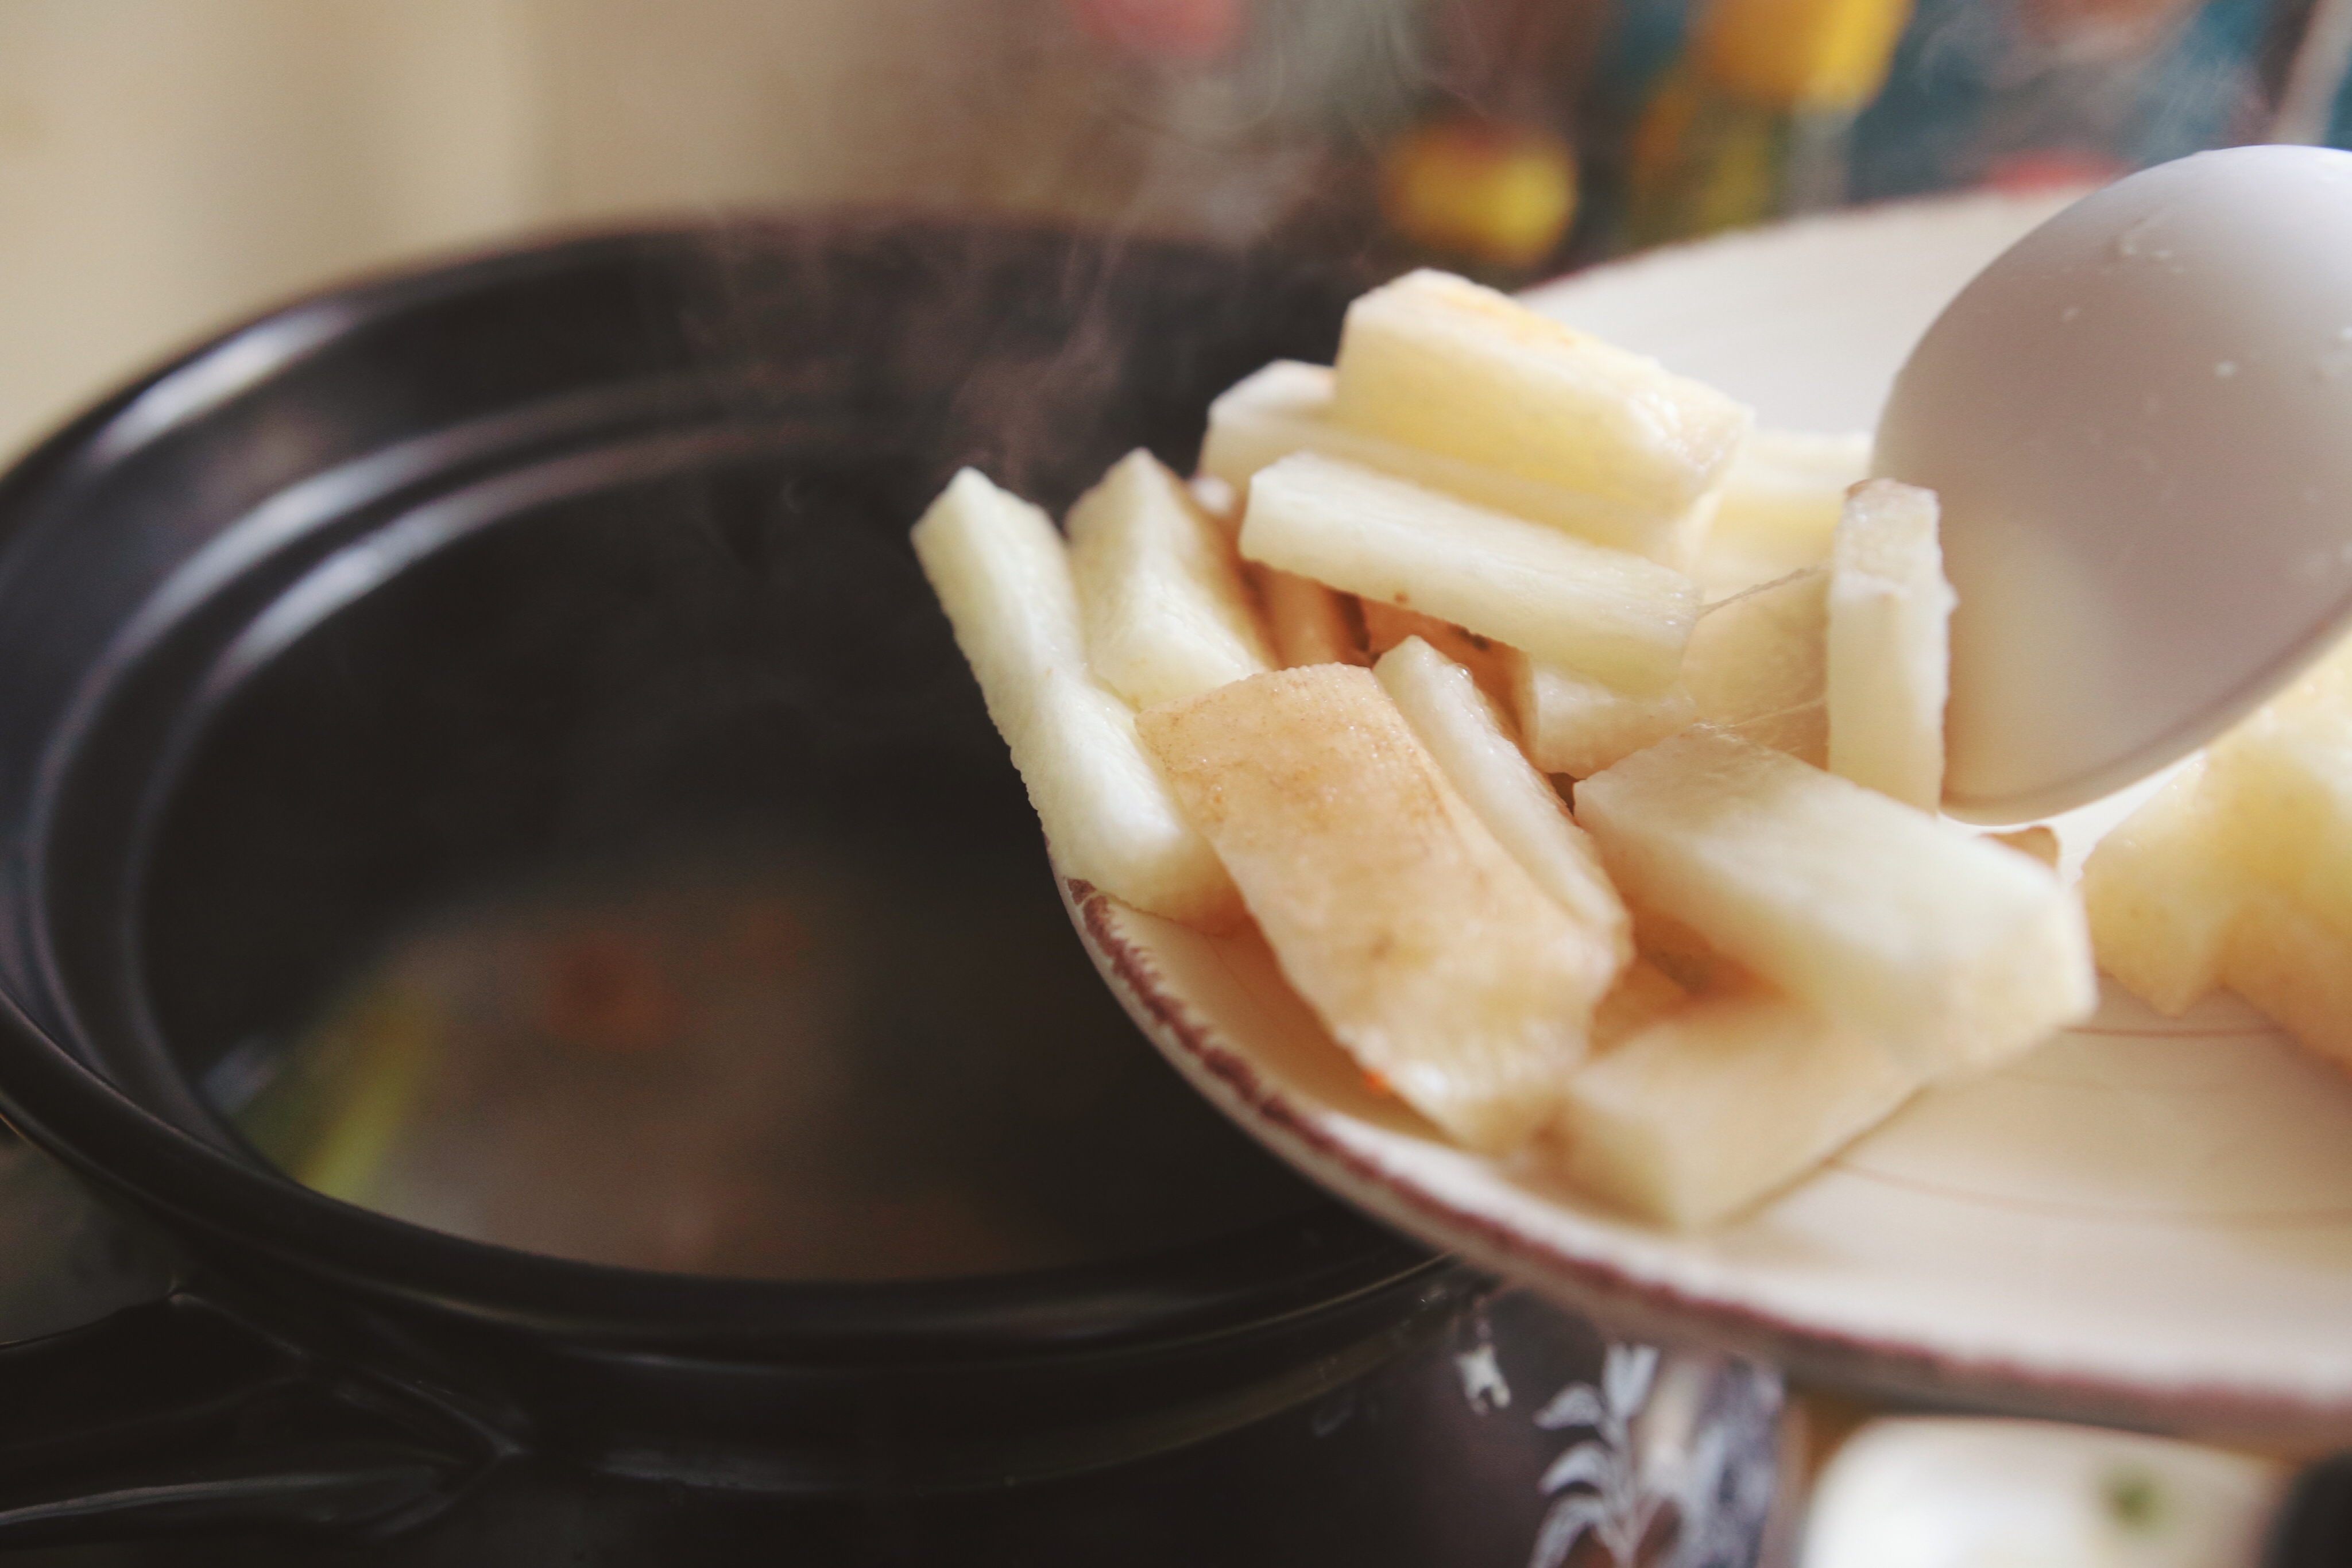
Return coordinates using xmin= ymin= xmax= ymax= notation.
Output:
xmin=0 ymin=219 xmax=1781 ymax=1565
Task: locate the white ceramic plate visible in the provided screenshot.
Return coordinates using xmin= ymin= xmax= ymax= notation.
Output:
xmin=1066 ymin=191 xmax=2352 ymax=1450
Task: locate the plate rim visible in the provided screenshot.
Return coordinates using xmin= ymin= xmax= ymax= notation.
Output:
xmin=1067 ymin=877 xmax=2352 ymax=1448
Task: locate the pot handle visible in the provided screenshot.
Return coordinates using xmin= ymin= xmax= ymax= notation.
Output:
xmin=0 ymin=1288 xmax=506 ymax=1548
xmin=2270 ymin=1453 xmax=2352 ymax=1568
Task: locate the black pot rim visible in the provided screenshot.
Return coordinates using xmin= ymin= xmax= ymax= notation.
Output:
xmin=0 ymin=216 xmax=1435 ymax=1358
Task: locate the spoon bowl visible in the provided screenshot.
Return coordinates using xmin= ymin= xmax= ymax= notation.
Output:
xmin=1875 ymin=144 xmax=2352 ymax=823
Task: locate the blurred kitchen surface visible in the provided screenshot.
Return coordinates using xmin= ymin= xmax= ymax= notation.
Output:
xmin=7 ymin=0 xmax=2347 ymax=467
xmin=0 ymin=0 xmax=1421 ymax=461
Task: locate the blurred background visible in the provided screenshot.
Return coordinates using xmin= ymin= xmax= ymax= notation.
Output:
xmin=5 ymin=0 xmax=2351 ymax=467
xmin=6 ymin=2 xmax=2352 ymax=1562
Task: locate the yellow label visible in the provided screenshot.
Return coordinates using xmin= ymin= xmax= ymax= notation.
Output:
xmin=1379 ymin=119 xmax=1580 ymax=269
xmin=1692 ymin=0 xmax=1914 ymax=110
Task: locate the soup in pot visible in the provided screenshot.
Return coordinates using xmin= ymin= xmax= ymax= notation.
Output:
xmin=208 ymin=831 xmax=1321 ymax=1281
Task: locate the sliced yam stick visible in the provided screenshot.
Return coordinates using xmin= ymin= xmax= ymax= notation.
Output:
xmin=1200 ymin=359 xmax=1716 ymax=566
xmin=2103 ymin=665 xmax=2352 ymax=1034
xmin=1623 ymin=897 xmax=1750 ymax=1000
xmin=1697 ymin=428 xmax=1869 ymax=595
xmin=1328 ymin=270 xmax=1753 ymax=521
xmin=1507 ymin=652 xmax=1696 ymax=779
xmin=1254 ymin=566 xmax=1365 ymax=668
xmin=1716 ymin=698 xmax=1827 ymax=769
xmin=910 ymin=469 xmax=1239 ymax=928
xmin=2086 ymin=652 xmax=2352 ymax=1043
xmin=2083 ymin=646 xmax=2352 ymax=1067
xmin=1357 ymin=599 xmax=1481 ymax=664
xmin=1137 ymin=665 xmax=1610 ymax=1155
xmin=2201 ymin=690 xmax=2352 ymax=942
xmin=1240 ymin=453 xmax=1700 ymax=694
xmin=1985 ymin=825 xmax=2060 ymax=870
xmin=913 ymin=470 xmax=1084 ymax=686
xmin=2223 ymin=886 xmax=2352 ymax=1071
xmin=1186 ymin=472 xmax=1237 ymax=523
xmin=1197 ymin=361 xmax=1329 ymax=517
xmin=2080 ymin=760 xmax=2242 ymax=1016
xmin=1589 ymin=957 xmax=1691 ymax=1050
xmin=1574 ymin=727 xmax=2096 ymax=1073
xmin=1685 ymin=566 xmax=1829 ymax=767
xmin=1553 ymin=985 xmax=1919 ymax=1229
xmin=1019 ymin=675 xmax=1246 ymax=927
xmin=1066 ymin=448 xmax=1272 ymax=710
xmin=1372 ymin=635 xmax=1633 ymax=990
xmin=1827 ymin=479 xmax=1954 ymax=811
xmin=1359 ymin=601 xmax=1515 ymax=714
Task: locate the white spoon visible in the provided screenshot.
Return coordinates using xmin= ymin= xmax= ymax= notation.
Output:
xmin=1873 ymin=144 xmax=2352 ymax=824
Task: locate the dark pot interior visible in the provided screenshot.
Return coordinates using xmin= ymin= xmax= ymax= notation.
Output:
xmin=125 ymin=363 xmax=1327 ymax=1285
xmin=0 ymin=216 xmax=1399 ymax=1312
xmin=0 ymin=219 xmax=1780 ymax=1563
